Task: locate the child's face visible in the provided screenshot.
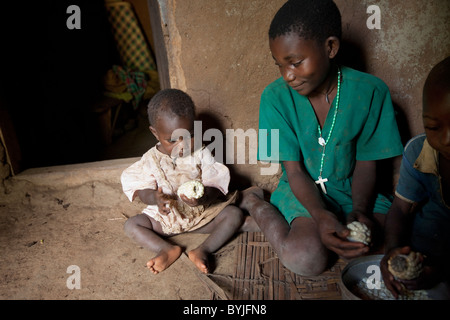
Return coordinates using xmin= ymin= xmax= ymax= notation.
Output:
xmin=269 ymin=33 xmax=337 ymax=96
xmin=150 ymin=114 xmax=194 ymax=158
xmin=423 ymin=87 xmax=450 ymax=160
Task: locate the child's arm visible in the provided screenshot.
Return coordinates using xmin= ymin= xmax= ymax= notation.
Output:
xmin=179 ymin=186 xmax=222 ymax=207
xmin=380 ymin=196 xmax=417 ymax=298
xmin=284 ymin=160 xmax=368 ymax=259
xmin=186 ymin=146 xmax=231 ymax=207
xmin=384 ymin=196 xmax=417 ymax=251
xmin=138 ymin=187 xmax=175 ymax=215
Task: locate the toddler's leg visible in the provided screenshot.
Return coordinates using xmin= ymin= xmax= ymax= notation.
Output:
xmin=189 ymin=205 xmax=244 ymax=273
xmin=123 ymin=214 xmax=182 ymax=274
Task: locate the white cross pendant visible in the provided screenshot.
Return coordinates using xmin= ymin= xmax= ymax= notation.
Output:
xmin=315 ymin=176 xmax=328 ymax=194
xmin=318 ymin=137 xmax=326 ymax=146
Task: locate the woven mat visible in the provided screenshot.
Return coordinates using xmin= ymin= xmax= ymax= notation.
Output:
xmin=231 ymin=232 xmax=347 ymax=300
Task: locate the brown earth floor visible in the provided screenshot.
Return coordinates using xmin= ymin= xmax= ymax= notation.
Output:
xmin=0 ymin=199 xmax=239 ymax=300
xmin=0 ymin=106 xmax=240 ymax=300
xmin=0 ymin=108 xmax=346 ymax=301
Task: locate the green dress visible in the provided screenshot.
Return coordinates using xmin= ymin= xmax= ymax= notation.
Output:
xmin=258 ymin=66 xmax=403 ymax=224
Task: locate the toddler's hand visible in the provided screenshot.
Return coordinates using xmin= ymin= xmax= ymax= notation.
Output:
xmin=156 ymin=187 xmax=174 ymax=215
xmin=179 ymin=194 xmax=201 ymax=207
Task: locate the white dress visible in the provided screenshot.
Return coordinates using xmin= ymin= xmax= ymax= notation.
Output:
xmin=121 ymin=144 xmax=237 ymax=234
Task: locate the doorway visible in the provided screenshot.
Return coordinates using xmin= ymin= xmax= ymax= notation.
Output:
xmin=0 ymin=0 xmax=165 ymax=174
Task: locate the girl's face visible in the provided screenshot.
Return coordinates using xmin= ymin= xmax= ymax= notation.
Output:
xmin=150 ymin=114 xmax=194 ymax=158
xmin=269 ymin=33 xmax=338 ymax=96
xmin=423 ymin=87 xmax=450 ymax=160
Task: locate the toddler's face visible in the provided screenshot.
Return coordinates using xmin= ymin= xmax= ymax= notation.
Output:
xmin=423 ymin=88 xmax=450 ymax=160
xmin=150 ymin=115 xmax=194 ymax=158
xmin=269 ymin=33 xmax=332 ymax=96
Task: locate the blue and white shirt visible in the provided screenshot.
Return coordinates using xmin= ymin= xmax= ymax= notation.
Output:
xmin=396 ymin=134 xmax=450 ymax=258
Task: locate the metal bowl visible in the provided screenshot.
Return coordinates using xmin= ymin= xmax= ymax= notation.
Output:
xmin=339 ymin=254 xmax=450 ymax=300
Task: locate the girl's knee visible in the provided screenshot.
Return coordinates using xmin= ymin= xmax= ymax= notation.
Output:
xmin=279 ymin=242 xmax=328 ymax=276
xmin=282 ymin=253 xmax=327 ymax=276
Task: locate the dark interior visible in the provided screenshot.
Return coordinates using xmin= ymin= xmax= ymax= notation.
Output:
xmin=1 ymin=0 xmax=156 ymax=172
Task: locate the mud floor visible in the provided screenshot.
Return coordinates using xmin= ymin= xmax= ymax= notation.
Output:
xmin=0 ymin=198 xmax=238 ymax=300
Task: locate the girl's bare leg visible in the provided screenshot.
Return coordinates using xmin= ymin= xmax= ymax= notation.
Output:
xmin=239 ymin=187 xmax=329 ymax=276
xmin=189 ymin=205 xmax=244 ymax=273
xmin=123 ymin=214 xmax=182 ymax=274
xmin=237 ymin=189 xmax=264 ymax=232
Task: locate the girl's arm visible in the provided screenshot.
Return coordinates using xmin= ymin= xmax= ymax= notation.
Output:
xmin=284 ymin=160 xmax=368 ymax=258
xmin=283 ymin=160 xmax=327 ymax=216
xmin=350 ymin=160 xmax=377 ymax=220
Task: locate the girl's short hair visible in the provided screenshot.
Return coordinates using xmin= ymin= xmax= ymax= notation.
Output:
xmin=269 ymin=0 xmax=342 ymax=43
xmin=147 ymin=89 xmax=195 ymax=126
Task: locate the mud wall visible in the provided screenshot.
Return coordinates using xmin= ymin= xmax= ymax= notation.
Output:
xmin=0 ymin=139 xmax=11 ymax=194
xmin=1 ymin=1 xmax=448 ymax=194
xmin=155 ymin=0 xmax=449 ymax=190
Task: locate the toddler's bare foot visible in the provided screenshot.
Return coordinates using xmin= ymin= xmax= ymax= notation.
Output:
xmin=188 ymin=248 xmax=210 ymax=274
xmin=146 ymin=245 xmax=182 ymax=274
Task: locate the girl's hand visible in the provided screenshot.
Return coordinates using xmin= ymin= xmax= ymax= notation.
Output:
xmin=156 ymin=187 xmax=174 ymax=214
xmin=346 ymin=210 xmax=377 ymax=239
xmin=317 ymin=211 xmax=369 ymax=259
xmin=346 ymin=210 xmax=374 ymax=230
xmin=346 ymin=209 xmax=379 ymax=247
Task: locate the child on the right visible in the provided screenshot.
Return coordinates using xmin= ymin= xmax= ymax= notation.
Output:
xmin=381 ymin=56 xmax=450 ymax=298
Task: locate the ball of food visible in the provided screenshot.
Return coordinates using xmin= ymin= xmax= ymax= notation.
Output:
xmin=177 ymin=180 xmax=205 ymax=199
xmin=346 ymin=221 xmax=371 ymax=245
xmin=388 ymin=251 xmax=423 ymax=280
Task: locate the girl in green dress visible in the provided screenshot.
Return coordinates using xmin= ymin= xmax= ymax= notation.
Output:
xmin=241 ymin=0 xmax=403 ymax=275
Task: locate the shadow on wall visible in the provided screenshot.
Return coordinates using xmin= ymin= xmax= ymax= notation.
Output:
xmin=338 ymin=40 xmax=412 ymax=146
xmin=197 ymin=111 xmax=252 ymax=191
xmin=338 ymin=39 xmax=368 ymax=73
xmin=393 ymin=103 xmax=413 ymax=146
xmin=338 ymin=39 xmax=409 ymax=193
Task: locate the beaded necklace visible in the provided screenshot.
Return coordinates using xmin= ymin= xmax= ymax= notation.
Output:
xmin=315 ymin=67 xmax=341 ymax=194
